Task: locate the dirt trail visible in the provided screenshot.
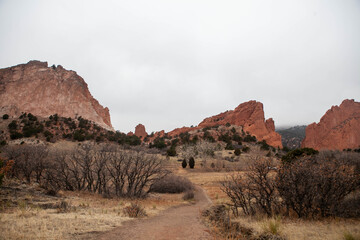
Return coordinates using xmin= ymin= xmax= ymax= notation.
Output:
xmin=92 ymin=186 xmax=212 ymax=240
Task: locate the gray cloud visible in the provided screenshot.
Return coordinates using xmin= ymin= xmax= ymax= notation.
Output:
xmin=0 ymin=0 xmax=359 ymax=133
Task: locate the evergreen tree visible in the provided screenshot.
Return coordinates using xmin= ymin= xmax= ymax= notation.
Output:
xmin=182 ymin=159 xmax=187 ymax=168
xmin=189 ymin=157 xmax=195 ymax=169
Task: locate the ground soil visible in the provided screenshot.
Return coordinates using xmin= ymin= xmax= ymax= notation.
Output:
xmin=91 ymin=186 xmax=213 ymax=240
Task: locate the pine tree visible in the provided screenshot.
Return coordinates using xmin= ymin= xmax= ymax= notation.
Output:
xmin=182 ymin=159 xmax=187 ymax=168
xmin=189 ymin=157 xmax=195 ymax=169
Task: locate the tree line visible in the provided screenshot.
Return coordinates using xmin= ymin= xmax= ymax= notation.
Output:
xmin=1 ymin=143 xmax=169 ymax=198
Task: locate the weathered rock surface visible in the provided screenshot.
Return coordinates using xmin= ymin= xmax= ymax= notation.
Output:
xmin=135 ymin=124 xmax=147 ymax=139
xmin=0 ymin=60 xmax=113 ymax=130
xmin=302 ymin=99 xmax=360 ymax=150
xmin=167 ymin=100 xmax=282 ymax=148
xmin=168 ymin=127 xmax=194 ymax=138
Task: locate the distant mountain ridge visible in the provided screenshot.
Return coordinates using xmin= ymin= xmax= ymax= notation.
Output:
xmin=276 ymin=125 xmax=306 ymax=149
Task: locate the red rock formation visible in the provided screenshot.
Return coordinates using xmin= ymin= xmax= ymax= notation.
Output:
xmin=302 ymin=99 xmax=360 ymax=150
xmin=197 ymin=101 xmax=282 ymax=148
xmin=135 ymin=124 xmax=148 ymax=139
xmin=147 ymin=130 xmax=166 ymax=142
xmin=167 ymin=100 xmax=282 ymax=148
xmin=168 ymin=127 xmax=195 ymax=137
xmin=127 ymin=131 xmax=134 ymax=136
xmin=0 ymin=60 xmax=113 ymax=130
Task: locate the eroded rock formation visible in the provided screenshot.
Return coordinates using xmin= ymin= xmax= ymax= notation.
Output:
xmin=0 ymin=60 xmax=113 ymax=130
xmin=167 ymin=100 xmax=282 ymax=148
xmin=135 ymin=124 xmax=148 ymax=139
xmin=302 ymin=99 xmax=360 ymax=150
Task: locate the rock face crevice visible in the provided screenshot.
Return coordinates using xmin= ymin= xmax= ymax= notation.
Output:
xmin=302 ymin=99 xmax=360 ymax=150
xmin=0 ymin=60 xmax=113 ymax=130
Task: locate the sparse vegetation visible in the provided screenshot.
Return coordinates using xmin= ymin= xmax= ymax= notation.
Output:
xmin=123 ymin=202 xmax=147 ymax=218
xmin=149 ymin=175 xmax=193 ymax=193
xmin=167 ymin=145 xmax=177 ymax=156
xmin=221 ymin=151 xmax=360 ymax=219
xmin=3 ymin=143 xmax=169 ymax=198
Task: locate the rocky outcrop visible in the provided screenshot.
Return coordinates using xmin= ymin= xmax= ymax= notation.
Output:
xmin=198 ymin=101 xmax=282 ymax=148
xmin=0 ymin=60 xmax=113 ymax=130
xmin=135 ymin=124 xmax=147 ymax=139
xmin=168 ymin=127 xmax=194 ymax=138
xmin=167 ymin=100 xmax=282 ymax=148
xmin=302 ymin=99 xmax=360 ymax=150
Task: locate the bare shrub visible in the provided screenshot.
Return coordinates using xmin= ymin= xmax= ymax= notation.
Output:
xmin=277 ymin=151 xmax=360 ymax=218
xmin=179 ymin=141 xmax=218 ymax=167
xmin=2 ymin=145 xmax=48 ymax=183
xmin=221 ymin=158 xmax=280 ymax=217
xmin=149 ymin=174 xmax=193 ymax=193
xmin=202 ymin=204 xmax=254 ymax=239
xmin=42 ymin=143 xmax=169 ymax=198
xmin=107 ymin=150 xmax=169 ymax=197
xmin=123 ymin=202 xmax=147 ymax=218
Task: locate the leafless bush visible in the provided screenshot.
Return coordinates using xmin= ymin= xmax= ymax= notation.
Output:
xmin=277 ymin=151 xmax=360 ymax=218
xmin=2 ymin=145 xmax=48 ymax=183
xmin=179 ymin=141 xmax=218 ymax=167
xmin=202 ymin=204 xmax=254 ymax=239
xmin=41 ymin=143 xmax=169 ymax=198
xmin=221 ymin=158 xmax=280 ymax=217
xmin=149 ymin=174 xmax=193 ymax=193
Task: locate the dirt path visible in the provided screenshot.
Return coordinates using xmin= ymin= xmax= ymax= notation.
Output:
xmin=92 ymin=186 xmax=212 ymax=240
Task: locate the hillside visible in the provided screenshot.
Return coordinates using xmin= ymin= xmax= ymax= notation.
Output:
xmin=276 ymin=125 xmax=306 ymax=149
xmin=0 ymin=60 xmax=113 ymax=130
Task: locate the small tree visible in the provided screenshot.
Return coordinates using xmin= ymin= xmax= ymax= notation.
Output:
xmin=234 ymin=148 xmax=241 ymax=156
xmin=182 ymin=159 xmax=187 ymax=168
xmin=225 ymin=142 xmax=234 ymax=150
xmin=167 ymin=146 xmax=177 ymax=157
xmin=189 ymin=157 xmax=195 ymax=169
xmin=2 ymin=114 xmax=9 ymax=120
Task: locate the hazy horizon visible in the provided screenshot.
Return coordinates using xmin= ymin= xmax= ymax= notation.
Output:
xmin=1 ymin=0 xmax=359 ymax=133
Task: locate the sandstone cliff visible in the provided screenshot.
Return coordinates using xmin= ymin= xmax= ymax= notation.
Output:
xmin=302 ymin=99 xmax=360 ymax=150
xmin=167 ymin=100 xmax=282 ymax=148
xmin=0 ymin=61 xmax=113 ymax=130
xmin=134 ymin=124 xmax=148 ymax=139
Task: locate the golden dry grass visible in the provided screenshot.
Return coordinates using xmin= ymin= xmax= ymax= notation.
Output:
xmin=0 ymin=189 xmax=185 ymax=240
xmin=173 ymin=160 xmax=360 ymax=240
xmin=234 ymin=215 xmax=360 ymax=240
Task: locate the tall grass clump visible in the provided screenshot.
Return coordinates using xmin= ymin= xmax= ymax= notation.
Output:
xmin=261 ymin=217 xmax=282 ymax=235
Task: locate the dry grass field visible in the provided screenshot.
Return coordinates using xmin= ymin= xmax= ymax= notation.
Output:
xmin=0 ymin=179 xmax=186 ymax=240
xmin=1 ymin=146 xmax=360 ymax=240
xmin=173 ymin=154 xmax=360 ymax=240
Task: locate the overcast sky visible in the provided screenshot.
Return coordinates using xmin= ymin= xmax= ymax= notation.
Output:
xmin=0 ymin=0 xmax=359 ymax=133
